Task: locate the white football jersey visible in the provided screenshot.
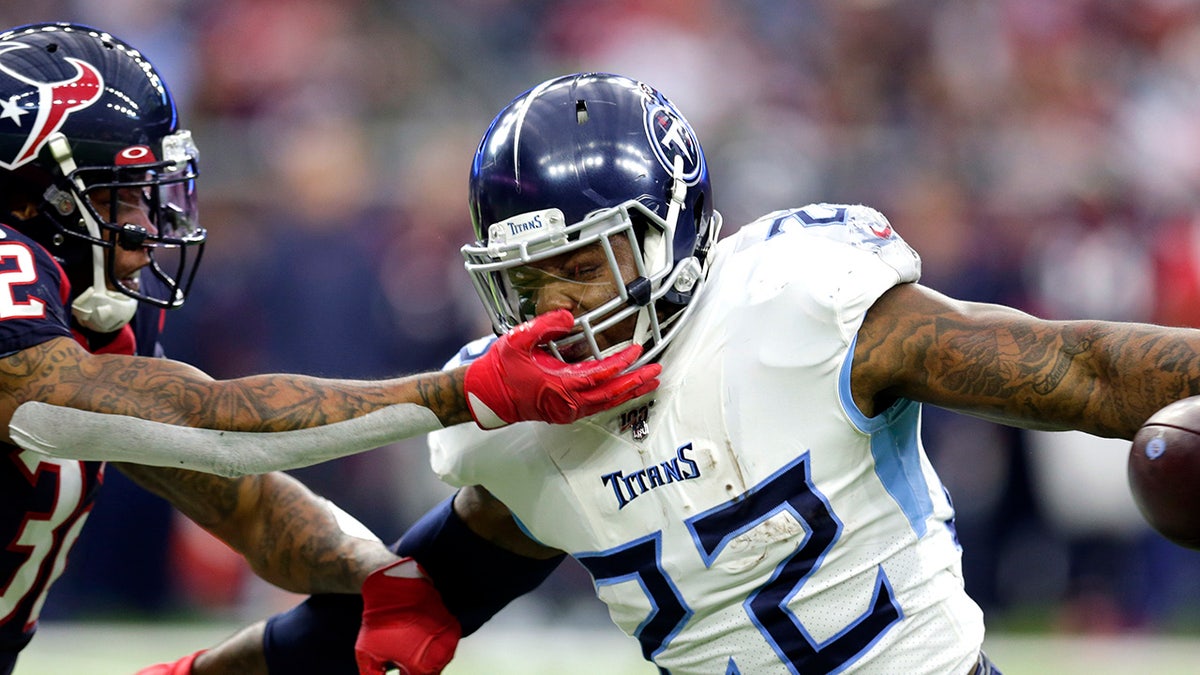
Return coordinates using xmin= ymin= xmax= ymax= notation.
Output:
xmin=431 ymin=204 xmax=984 ymax=674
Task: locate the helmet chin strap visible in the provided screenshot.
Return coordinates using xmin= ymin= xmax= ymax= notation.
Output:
xmin=46 ymin=134 xmax=138 ymax=333
xmin=71 ymin=277 xmax=138 ymax=333
xmin=631 ymin=154 xmax=688 ymax=350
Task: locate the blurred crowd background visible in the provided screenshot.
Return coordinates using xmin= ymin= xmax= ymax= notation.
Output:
xmin=5 ymin=0 xmax=1200 ymax=641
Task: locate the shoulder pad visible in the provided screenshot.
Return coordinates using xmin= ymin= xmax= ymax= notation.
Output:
xmin=755 ymin=204 xmax=921 ymax=283
xmin=444 ymin=335 xmax=498 ymax=370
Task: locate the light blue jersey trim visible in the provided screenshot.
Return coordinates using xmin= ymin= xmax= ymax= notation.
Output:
xmin=512 ymin=512 xmax=554 ymax=548
xmin=839 ymin=335 xmax=933 ymax=537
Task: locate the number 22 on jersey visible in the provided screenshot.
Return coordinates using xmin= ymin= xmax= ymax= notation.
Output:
xmin=578 ymin=452 xmax=901 ymax=674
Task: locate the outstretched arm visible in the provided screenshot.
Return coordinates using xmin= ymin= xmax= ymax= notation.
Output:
xmin=6 ymin=310 xmax=661 ymax=473
xmin=0 ymin=335 xmax=464 ymax=435
xmin=854 ymin=282 xmax=1200 ymax=438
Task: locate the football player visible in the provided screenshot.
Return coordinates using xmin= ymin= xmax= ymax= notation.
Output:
xmin=129 ymin=72 xmax=1200 ymax=674
xmin=0 ymin=28 xmax=660 ymax=675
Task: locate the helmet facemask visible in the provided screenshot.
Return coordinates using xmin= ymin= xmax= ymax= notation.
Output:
xmin=463 ymin=157 xmax=722 ymax=368
xmin=42 ymin=130 xmax=205 ymax=331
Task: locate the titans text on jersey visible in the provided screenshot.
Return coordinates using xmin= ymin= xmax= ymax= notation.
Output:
xmin=601 ymin=443 xmax=701 ymax=510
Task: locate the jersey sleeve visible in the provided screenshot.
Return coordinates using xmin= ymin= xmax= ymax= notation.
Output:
xmin=724 ymin=203 xmax=920 ymax=344
xmin=0 ymin=225 xmax=75 ymax=355
xmin=430 ymin=416 xmax=552 ymax=488
xmin=429 ymin=335 xmax=534 ymax=488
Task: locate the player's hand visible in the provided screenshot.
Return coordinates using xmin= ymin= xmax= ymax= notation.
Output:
xmin=356 ymin=558 xmax=461 ymax=675
xmin=134 ymin=650 xmax=204 ymax=675
xmin=464 ymin=309 xmax=661 ymax=429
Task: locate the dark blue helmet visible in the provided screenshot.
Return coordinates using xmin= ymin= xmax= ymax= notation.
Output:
xmin=463 ymin=72 xmax=722 ymax=366
xmin=0 ymin=23 xmax=204 ymax=331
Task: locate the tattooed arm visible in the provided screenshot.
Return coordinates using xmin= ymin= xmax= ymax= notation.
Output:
xmin=853 ymin=283 xmax=1200 ymax=439
xmin=115 ymin=462 xmax=398 ymax=594
xmin=0 ymin=336 xmax=469 ymax=446
xmin=1 ymin=308 xmax=660 ymax=465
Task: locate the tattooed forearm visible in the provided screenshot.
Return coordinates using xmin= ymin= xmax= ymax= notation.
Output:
xmin=0 ymin=337 xmax=472 ymax=434
xmin=925 ymin=316 xmax=1103 ymax=429
xmin=119 ymin=464 xmax=398 ymax=593
xmin=414 ymin=367 xmax=471 ymax=427
xmin=930 ymin=319 xmax=1094 ymax=401
xmin=1029 ymin=329 xmax=1089 ymax=396
xmin=857 ymin=283 xmax=1200 ymax=439
xmin=117 ymin=462 xmax=241 ymax=523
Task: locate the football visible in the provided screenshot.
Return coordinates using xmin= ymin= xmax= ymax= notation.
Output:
xmin=1129 ymin=396 xmax=1200 ymax=549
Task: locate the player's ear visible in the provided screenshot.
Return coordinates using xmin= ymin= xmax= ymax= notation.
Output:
xmin=0 ymin=185 xmax=36 ymax=221
xmin=9 ymin=201 xmax=38 ymax=221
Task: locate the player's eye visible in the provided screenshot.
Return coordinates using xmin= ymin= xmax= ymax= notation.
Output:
xmin=508 ymin=268 xmax=543 ymax=318
xmin=570 ymin=262 xmax=600 ymax=279
xmin=509 ymin=267 xmax=544 ymax=291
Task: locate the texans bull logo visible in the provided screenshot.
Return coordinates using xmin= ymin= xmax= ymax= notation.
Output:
xmin=0 ymin=42 xmax=103 ymax=170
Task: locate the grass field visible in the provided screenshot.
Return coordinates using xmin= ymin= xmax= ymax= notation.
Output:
xmin=16 ymin=619 xmax=1200 ymax=674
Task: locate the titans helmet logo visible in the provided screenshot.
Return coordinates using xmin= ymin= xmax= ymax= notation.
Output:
xmin=0 ymin=42 xmax=104 ymax=170
xmin=641 ymin=87 xmax=704 ymax=186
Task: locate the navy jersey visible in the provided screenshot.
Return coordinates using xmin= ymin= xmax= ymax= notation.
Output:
xmin=0 ymin=223 xmax=162 ymax=658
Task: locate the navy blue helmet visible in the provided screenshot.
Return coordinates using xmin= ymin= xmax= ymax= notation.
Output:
xmin=0 ymin=23 xmax=204 ymax=330
xmin=463 ymin=72 xmax=722 ymax=366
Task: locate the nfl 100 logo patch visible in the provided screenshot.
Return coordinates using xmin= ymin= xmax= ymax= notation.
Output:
xmin=619 ymin=400 xmax=653 ymax=440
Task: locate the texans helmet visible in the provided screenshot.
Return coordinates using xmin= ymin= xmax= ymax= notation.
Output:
xmin=0 ymin=22 xmax=204 ymax=331
xmin=463 ymin=72 xmax=722 ymax=366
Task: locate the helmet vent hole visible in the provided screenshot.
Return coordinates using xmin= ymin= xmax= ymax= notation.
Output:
xmin=45 ymin=43 xmax=57 ymax=53
xmin=575 ymin=100 xmax=589 ymax=125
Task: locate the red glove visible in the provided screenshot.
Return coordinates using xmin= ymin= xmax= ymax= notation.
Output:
xmin=135 ymin=650 xmax=204 ymax=675
xmin=464 ymin=309 xmax=662 ymax=429
xmin=355 ymin=558 xmax=461 ymax=675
